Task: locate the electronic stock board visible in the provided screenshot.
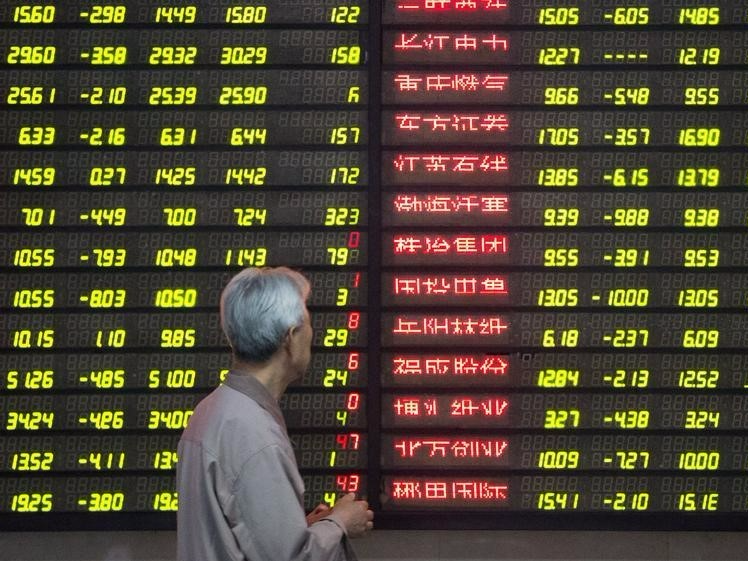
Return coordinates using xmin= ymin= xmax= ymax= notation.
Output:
xmin=2 ymin=0 xmax=748 ymax=530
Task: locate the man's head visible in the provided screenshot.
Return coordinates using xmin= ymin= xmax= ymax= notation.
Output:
xmin=220 ymin=267 xmax=311 ymax=370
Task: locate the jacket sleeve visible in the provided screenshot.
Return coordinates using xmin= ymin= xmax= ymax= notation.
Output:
xmin=227 ymin=443 xmax=351 ymax=561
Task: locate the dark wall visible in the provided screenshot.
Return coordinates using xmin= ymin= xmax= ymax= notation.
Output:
xmin=1 ymin=531 xmax=746 ymax=561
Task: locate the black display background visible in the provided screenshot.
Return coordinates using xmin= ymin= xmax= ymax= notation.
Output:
xmin=3 ymin=0 xmax=748 ymax=531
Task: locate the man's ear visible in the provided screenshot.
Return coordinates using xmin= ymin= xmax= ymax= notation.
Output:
xmin=283 ymin=326 xmax=297 ymax=349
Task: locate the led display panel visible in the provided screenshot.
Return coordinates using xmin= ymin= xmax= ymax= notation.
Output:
xmin=2 ymin=0 xmax=748 ymax=530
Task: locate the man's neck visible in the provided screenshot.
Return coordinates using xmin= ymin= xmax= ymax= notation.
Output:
xmin=231 ymin=358 xmax=287 ymax=401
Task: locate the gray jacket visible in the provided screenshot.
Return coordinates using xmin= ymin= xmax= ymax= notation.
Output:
xmin=177 ymin=371 xmax=356 ymax=561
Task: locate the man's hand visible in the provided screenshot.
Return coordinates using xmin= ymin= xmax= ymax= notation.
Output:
xmin=328 ymin=492 xmax=374 ymax=538
xmin=306 ymin=503 xmax=331 ymax=526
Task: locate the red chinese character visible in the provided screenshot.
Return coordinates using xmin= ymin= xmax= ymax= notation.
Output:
xmin=481 ymin=34 xmax=509 ymax=51
xmin=426 ymin=316 xmax=450 ymax=334
xmin=392 ymin=480 xmax=422 ymax=499
xmin=492 ymin=440 xmax=509 ymax=458
xmin=393 ymin=317 xmax=421 ymax=335
xmin=425 ymin=0 xmax=452 ymax=9
xmin=420 ymin=276 xmax=438 ymax=294
xmin=454 ymin=114 xmax=480 ymax=131
xmin=452 ymin=74 xmax=479 ymax=91
xmin=396 ymin=1 xmax=421 ymax=10
xmin=394 ymin=74 xmax=423 ymax=92
xmin=394 ymin=277 xmax=420 ymax=295
xmin=392 ymin=357 xmax=422 ymax=375
xmin=481 ymin=398 xmax=508 ymax=416
xmin=453 ymin=277 xmax=478 ymax=294
xmin=481 ymin=74 xmax=508 ymax=90
xmin=423 ymin=398 xmax=439 ymax=416
xmin=480 ymin=154 xmax=508 ymax=172
xmin=395 ymin=113 xmax=422 ymax=130
xmin=481 ymin=235 xmax=508 ymax=253
xmin=426 ymin=195 xmax=452 ymax=212
xmin=451 ymin=398 xmax=479 ymax=416
xmin=423 ymin=154 xmax=449 ymax=172
xmin=452 ymin=155 xmax=479 ymax=173
xmin=451 ymin=440 xmax=470 ymax=457
xmin=425 ymin=236 xmax=451 ymax=254
xmin=480 ymin=276 xmax=507 ymax=294
xmin=422 ymin=114 xmax=450 ymax=131
xmin=454 ymin=33 xmax=478 ymax=51
xmin=426 ymin=276 xmax=450 ymax=295
xmin=454 ymin=356 xmax=480 ymax=374
xmin=479 ymin=316 xmax=509 ymax=335
xmin=425 ymin=481 xmax=448 ymax=499
xmin=393 ymin=397 xmax=422 ymax=416
xmin=393 ymin=154 xmax=419 ymax=172
xmin=423 ymin=439 xmax=450 ymax=457
xmin=426 ymin=74 xmax=453 ymax=91
xmin=452 ymin=480 xmax=476 ymax=499
xmin=453 ymin=236 xmax=478 ymax=253
xmin=453 ymin=195 xmax=480 ymax=212
xmin=465 ymin=317 xmax=480 ymax=334
xmin=480 ymin=195 xmax=509 ymax=213
xmin=482 ymin=483 xmax=508 ymax=500
xmin=424 ymin=357 xmax=450 ymax=374
xmin=393 ymin=235 xmax=423 ymax=254
xmin=480 ymin=114 xmax=509 ymax=131
xmin=480 ymin=355 xmax=508 ymax=375
xmin=394 ymin=439 xmax=420 ymax=457
xmin=394 ymin=33 xmax=422 ymax=50
xmin=425 ymin=34 xmax=451 ymax=50
xmin=393 ymin=194 xmax=422 ymax=213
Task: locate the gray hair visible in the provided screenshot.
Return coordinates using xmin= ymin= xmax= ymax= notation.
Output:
xmin=220 ymin=267 xmax=310 ymax=362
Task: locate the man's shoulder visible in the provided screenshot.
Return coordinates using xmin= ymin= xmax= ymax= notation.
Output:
xmin=178 ymin=384 xmax=291 ymax=483
xmin=191 ymin=384 xmax=267 ymax=424
xmin=181 ymin=384 xmax=281 ymax=450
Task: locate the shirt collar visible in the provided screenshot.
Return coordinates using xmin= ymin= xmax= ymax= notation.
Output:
xmin=223 ymin=370 xmax=288 ymax=434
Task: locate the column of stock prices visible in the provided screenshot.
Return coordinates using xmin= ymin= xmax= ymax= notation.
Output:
xmin=0 ymin=0 xmax=368 ymax=529
xmin=378 ymin=0 xmax=748 ymax=529
xmin=3 ymin=0 xmax=748 ymax=531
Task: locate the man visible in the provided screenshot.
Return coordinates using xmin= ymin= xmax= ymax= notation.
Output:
xmin=177 ymin=267 xmax=373 ymax=561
